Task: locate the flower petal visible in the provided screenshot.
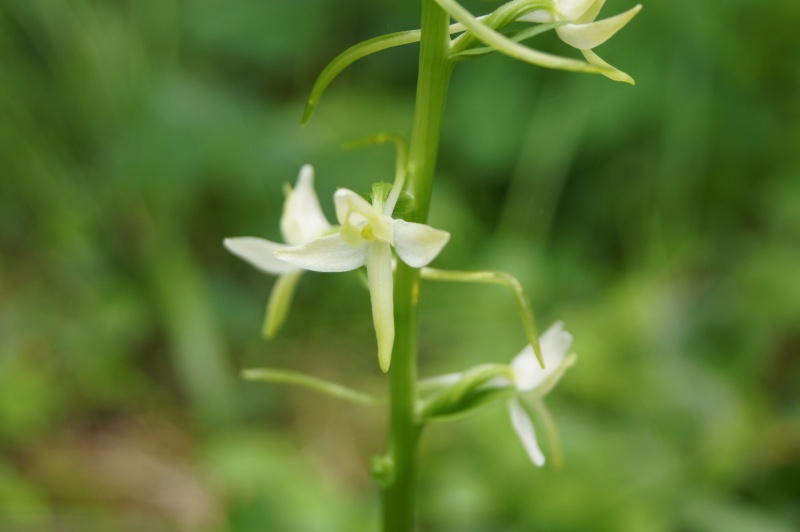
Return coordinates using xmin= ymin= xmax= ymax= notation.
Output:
xmin=392 ymin=219 xmax=450 ymax=268
xmin=519 ymin=0 xmax=600 ymax=22
xmin=539 ymin=320 xmax=573 ymax=357
xmin=334 ymin=188 xmax=375 ymax=224
xmin=367 ymin=242 xmax=395 ymax=372
xmin=512 ymin=349 xmax=576 ymax=396
xmin=555 ymin=0 xmax=605 ymax=20
xmin=580 ymin=48 xmax=635 ymax=84
xmin=556 ymin=5 xmax=641 ymax=50
xmin=280 ymin=165 xmax=332 ymax=246
xmin=262 ymin=271 xmax=304 ymax=339
xmin=511 ymin=321 xmax=574 ymax=392
xmin=508 ymin=398 xmax=545 ymax=467
xmin=573 ymin=0 xmax=606 ymax=24
xmin=334 ymin=189 xmax=394 ymax=243
xmin=275 ymin=234 xmax=368 ymax=272
xmin=510 ymin=345 xmax=556 ymax=391
xmin=224 ymin=237 xmax=298 ymax=275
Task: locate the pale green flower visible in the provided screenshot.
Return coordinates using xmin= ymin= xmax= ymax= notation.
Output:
xmin=224 ymin=164 xmax=331 ymax=338
xmin=519 ymin=0 xmax=642 ymax=83
xmin=419 ymin=321 xmax=575 ymax=465
xmin=275 ymin=189 xmax=450 ymax=372
xmin=433 ymin=0 xmax=640 ymax=83
xmin=507 ymin=321 xmax=576 ymax=466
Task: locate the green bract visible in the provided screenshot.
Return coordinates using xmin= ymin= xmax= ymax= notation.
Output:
xmin=421 ymin=267 xmax=545 ymax=367
xmin=242 ymin=368 xmax=382 ymax=407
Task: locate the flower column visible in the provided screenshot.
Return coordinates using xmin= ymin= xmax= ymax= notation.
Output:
xmin=382 ymin=2 xmax=453 ymax=530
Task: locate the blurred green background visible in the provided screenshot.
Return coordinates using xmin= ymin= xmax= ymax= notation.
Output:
xmin=1 ymin=0 xmax=798 ymax=530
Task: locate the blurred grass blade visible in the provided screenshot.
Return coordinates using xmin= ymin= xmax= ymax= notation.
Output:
xmin=151 ymin=247 xmax=239 ymax=427
xmin=242 ymin=368 xmax=383 ymax=406
xmin=421 ymin=268 xmax=543 ymax=367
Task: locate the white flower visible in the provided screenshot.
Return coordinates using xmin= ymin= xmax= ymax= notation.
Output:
xmin=223 ymin=164 xmax=331 ymax=338
xmin=419 ymin=321 xmax=576 ymax=465
xmin=506 ymin=321 xmax=576 ymax=466
xmin=520 ymin=0 xmax=642 ymax=84
xmin=275 ymin=188 xmax=450 ymax=372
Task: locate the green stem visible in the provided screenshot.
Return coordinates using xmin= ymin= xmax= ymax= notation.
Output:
xmin=383 ymin=261 xmax=422 ymax=532
xmin=406 ymin=1 xmax=454 ymax=224
xmin=381 ymin=2 xmax=453 ymax=531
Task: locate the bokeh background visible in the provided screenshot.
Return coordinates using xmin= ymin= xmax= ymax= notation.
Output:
xmin=2 ymin=0 xmax=798 ymax=530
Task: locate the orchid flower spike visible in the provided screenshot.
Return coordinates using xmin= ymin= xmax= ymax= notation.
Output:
xmin=507 ymin=321 xmax=576 ymax=467
xmin=224 ymin=165 xmax=332 ymax=338
xmin=276 ymin=188 xmax=450 ymax=373
xmin=519 ymin=0 xmax=642 ymax=84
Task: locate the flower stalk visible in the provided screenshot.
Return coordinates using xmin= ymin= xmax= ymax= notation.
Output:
xmin=381 ymin=1 xmax=453 ymax=529
xmin=226 ymin=0 xmax=641 ymax=529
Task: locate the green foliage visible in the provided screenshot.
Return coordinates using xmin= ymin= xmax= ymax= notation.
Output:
xmin=1 ymin=0 xmax=798 ymax=529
